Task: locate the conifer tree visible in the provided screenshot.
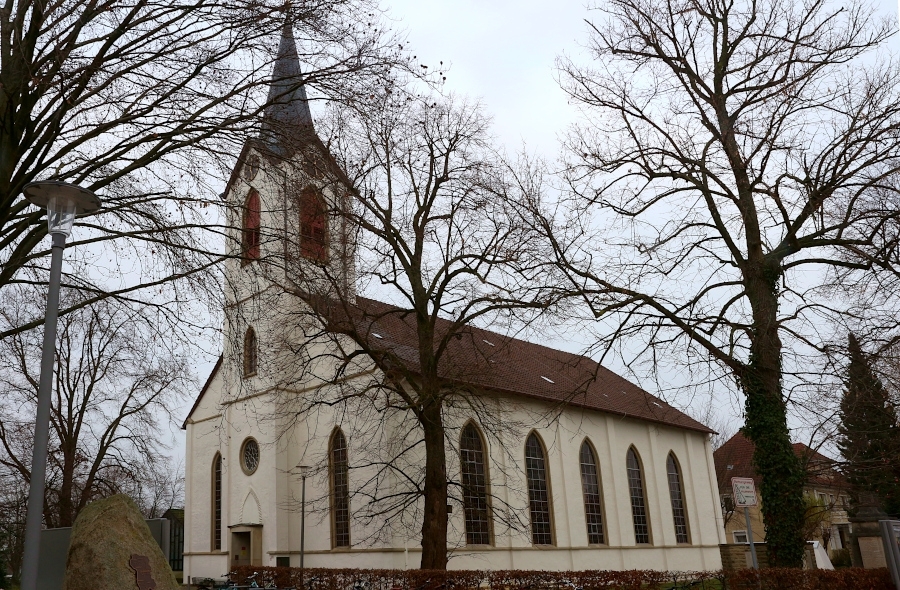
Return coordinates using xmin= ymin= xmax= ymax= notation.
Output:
xmin=838 ymin=333 xmax=900 ymax=516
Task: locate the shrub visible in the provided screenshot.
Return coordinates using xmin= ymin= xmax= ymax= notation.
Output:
xmin=223 ymin=566 xmax=891 ymax=590
xmin=831 ymin=548 xmax=852 ymax=568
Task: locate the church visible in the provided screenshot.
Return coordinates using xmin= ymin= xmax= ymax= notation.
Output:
xmin=181 ymin=21 xmax=726 ymax=580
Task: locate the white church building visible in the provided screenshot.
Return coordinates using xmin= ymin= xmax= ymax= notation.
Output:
xmin=181 ymin=21 xmax=726 ymax=579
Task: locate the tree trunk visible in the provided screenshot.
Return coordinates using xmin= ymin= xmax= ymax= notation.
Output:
xmin=419 ymin=400 xmax=448 ymax=570
xmin=742 ymin=267 xmax=805 ymax=567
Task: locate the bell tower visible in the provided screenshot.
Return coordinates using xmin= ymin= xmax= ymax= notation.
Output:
xmin=220 ymin=16 xmax=357 ymax=397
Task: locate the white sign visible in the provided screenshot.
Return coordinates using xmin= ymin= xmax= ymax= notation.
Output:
xmin=732 ymin=477 xmax=758 ymax=507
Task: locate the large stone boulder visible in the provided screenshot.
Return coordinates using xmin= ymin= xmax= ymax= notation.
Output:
xmin=63 ymin=494 xmax=178 ymax=590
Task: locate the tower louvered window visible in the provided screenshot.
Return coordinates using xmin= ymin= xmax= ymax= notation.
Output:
xmin=460 ymin=423 xmax=491 ymax=545
xmin=300 ymin=187 xmax=328 ymax=261
xmin=330 ymin=429 xmax=350 ymax=547
xmin=243 ymin=190 xmax=260 ymax=261
xmin=627 ymin=447 xmax=651 ymax=544
xmin=525 ymin=433 xmax=553 ymax=545
xmin=667 ymin=453 xmax=690 ymax=543
xmin=579 ymin=441 xmax=605 ymax=544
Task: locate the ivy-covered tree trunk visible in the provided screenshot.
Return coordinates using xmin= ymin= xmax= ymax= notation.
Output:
xmin=741 ymin=267 xmax=805 ymax=567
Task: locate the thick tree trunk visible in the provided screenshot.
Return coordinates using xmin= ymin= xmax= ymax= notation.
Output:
xmin=419 ymin=400 xmax=448 ymax=570
xmin=742 ymin=267 xmax=805 ymax=567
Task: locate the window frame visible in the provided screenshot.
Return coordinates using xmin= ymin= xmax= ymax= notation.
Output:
xmin=666 ymin=452 xmax=691 ymax=544
xmin=524 ymin=431 xmax=555 ymax=546
xmin=242 ymin=189 xmax=261 ymax=263
xmin=579 ymin=438 xmax=607 ymax=545
xmin=243 ymin=327 xmax=258 ymax=378
xmin=459 ymin=421 xmax=493 ymax=546
xmin=330 ymin=428 xmax=351 ymax=548
xmin=626 ymin=446 xmax=653 ymax=545
xmin=211 ymin=453 xmax=222 ymax=551
xmin=733 ymin=530 xmax=749 ymax=544
xmin=240 ymin=437 xmax=260 ymax=475
xmin=299 ymin=186 xmax=329 ymax=262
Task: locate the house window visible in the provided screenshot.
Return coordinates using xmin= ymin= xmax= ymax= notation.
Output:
xmin=579 ymin=440 xmax=605 ymax=544
xmin=243 ymin=190 xmax=261 ymax=262
xmin=666 ymin=453 xmax=690 ymax=544
xmin=330 ymin=429 xmax=350 ymax=547
xmin=525 ymin=432 xmax=553 ymax=545
xmin=626 ymin=447 xmax=651 ymax=544
xmin=243 ymin=327 xmax=257 ymax=377
xmin=733 ymin=530 xmax=749 ymax=544
xmin=300 ymin=187 xmax=328 ymax=261
xmin=460 ymin=423 xmax=491 ymax=545
xmin=212 ymin=453 xmax=222 ymax=550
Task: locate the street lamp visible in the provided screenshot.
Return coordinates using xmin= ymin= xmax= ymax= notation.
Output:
xmin=20 ymin=181 xmax=101 ymax=590
xmin=297 ymin=464 xmax=310 ymax=589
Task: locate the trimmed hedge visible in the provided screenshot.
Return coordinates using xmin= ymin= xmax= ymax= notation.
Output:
xmin=223 ymin=566 xmax=893 ymax=590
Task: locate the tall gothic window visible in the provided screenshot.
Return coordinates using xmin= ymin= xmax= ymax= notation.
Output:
xmin=330 ymin=429 xmax=350 ymax=547
xmin=300 ymin=187 xmax=328 ymax=261
xmin=525 ymin=432 xmax=553 ymax=545
xmin=243 ymin=190 xmax=261 ymax=262
xmin=667 ymin=453 xmax=690 ymax=544
xmin=579 ymin=440 xmax=605 ymax=544
xmin=627 ymin=447 xmax=651 ymax=544
xmin=212 ymin=453 xmax=222 ymax=550
xmin=460 ymin=423 xmax=491 ymax=545
xmin=243 ymin=327 xmax=257 ymax=377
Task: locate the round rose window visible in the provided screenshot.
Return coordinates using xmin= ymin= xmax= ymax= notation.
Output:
xmin=241 ymin=438 xmax=260 ymax=474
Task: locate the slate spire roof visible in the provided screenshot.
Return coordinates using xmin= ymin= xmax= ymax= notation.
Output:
xmin=261 ymin=16 xmax=315 ymax=153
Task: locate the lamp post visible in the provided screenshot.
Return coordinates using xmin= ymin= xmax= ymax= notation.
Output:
xmin=297 ymin=464 xmax=310 ymax=589
xmin=19 ymin=181 xmax=101 ymax=590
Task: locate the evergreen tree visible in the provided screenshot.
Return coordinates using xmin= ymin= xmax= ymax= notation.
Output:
xmin=838 ymin=333 xmax=900 ymax=516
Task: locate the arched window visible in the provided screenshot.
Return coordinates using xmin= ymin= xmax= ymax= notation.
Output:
xmin=330 ymin=429 xmax=350 ymax=547
xmin=460 ymin=423 xmax=491 ymax=545
xmin=211 ymin=453 xmax=222 ymax=550
xmin=667 ymin=453 xmax=690 ymax=544
xmin=300 ymin=187 xmax=328 ymax=261
xmin=579 ymin=440 xmax=605 ymax=544
xmin=626 ymin=447 xmax=651 ymax=544
xmin=243 ymin=327 xmax=257 ymax=377
xmin=525 ymin=432 xmax=553 ymax=545
xmin=243 ymin=190 xmax=261 ymax=262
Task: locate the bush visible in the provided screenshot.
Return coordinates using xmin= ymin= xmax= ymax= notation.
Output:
xmin=830 ymin=548 xmax=852 ymax=568
xmin=726 ymin=567 xmax=892 ymax=590
xmin=223 ymin=566 xmax=891 ymax=590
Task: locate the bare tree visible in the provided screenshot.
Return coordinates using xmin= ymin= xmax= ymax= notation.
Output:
xmin=0 ymin=0 xmax=403 ymax=341
xmin=0 ymin=287 xmax=193 ymax=544
xmin=227 ymin=93 xmax=551 ymax=569
xmin=538 ymin=0 xmax=900 ymax=567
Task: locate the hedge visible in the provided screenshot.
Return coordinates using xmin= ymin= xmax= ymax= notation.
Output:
xmin=224 ymin=566 xmax=893 ymax=590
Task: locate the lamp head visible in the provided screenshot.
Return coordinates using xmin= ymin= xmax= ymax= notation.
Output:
xmin=297 ymin=464 xmax=311 ymax=477
xmin=23 ymin=181 xmax=101 ymax=237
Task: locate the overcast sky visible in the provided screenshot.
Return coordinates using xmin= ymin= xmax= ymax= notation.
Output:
xmin=387 ymin=0 xmax=899 ymax=157
xmin=385 ymin=0 xmax=588 ymax=157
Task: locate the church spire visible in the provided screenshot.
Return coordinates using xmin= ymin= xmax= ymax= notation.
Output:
xmin=261 ymin=17 xmax=314 ymax=153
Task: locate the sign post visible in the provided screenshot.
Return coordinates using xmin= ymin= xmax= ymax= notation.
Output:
xmin=732 ymin=477 xmax=760 ymax=569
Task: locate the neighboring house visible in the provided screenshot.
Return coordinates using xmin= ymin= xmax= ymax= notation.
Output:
xmin=180 ymin=20 xmax=727 ymax=580
xmin=713 ymin=433 xmax=850 ymax=555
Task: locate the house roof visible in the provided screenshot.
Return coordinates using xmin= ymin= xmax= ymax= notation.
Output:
xmin=713 ymin=431 xmax=847 ymax=492
xmin=312 ymin=295 xmax=714 ymax=434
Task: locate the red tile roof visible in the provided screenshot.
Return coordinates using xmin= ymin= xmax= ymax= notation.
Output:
xmin=318 ymin=296 xmax=713 ymax=434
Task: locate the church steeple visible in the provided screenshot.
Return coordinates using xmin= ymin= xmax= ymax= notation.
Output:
xmin=261 ymin=17 xmax=314 ymax=154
